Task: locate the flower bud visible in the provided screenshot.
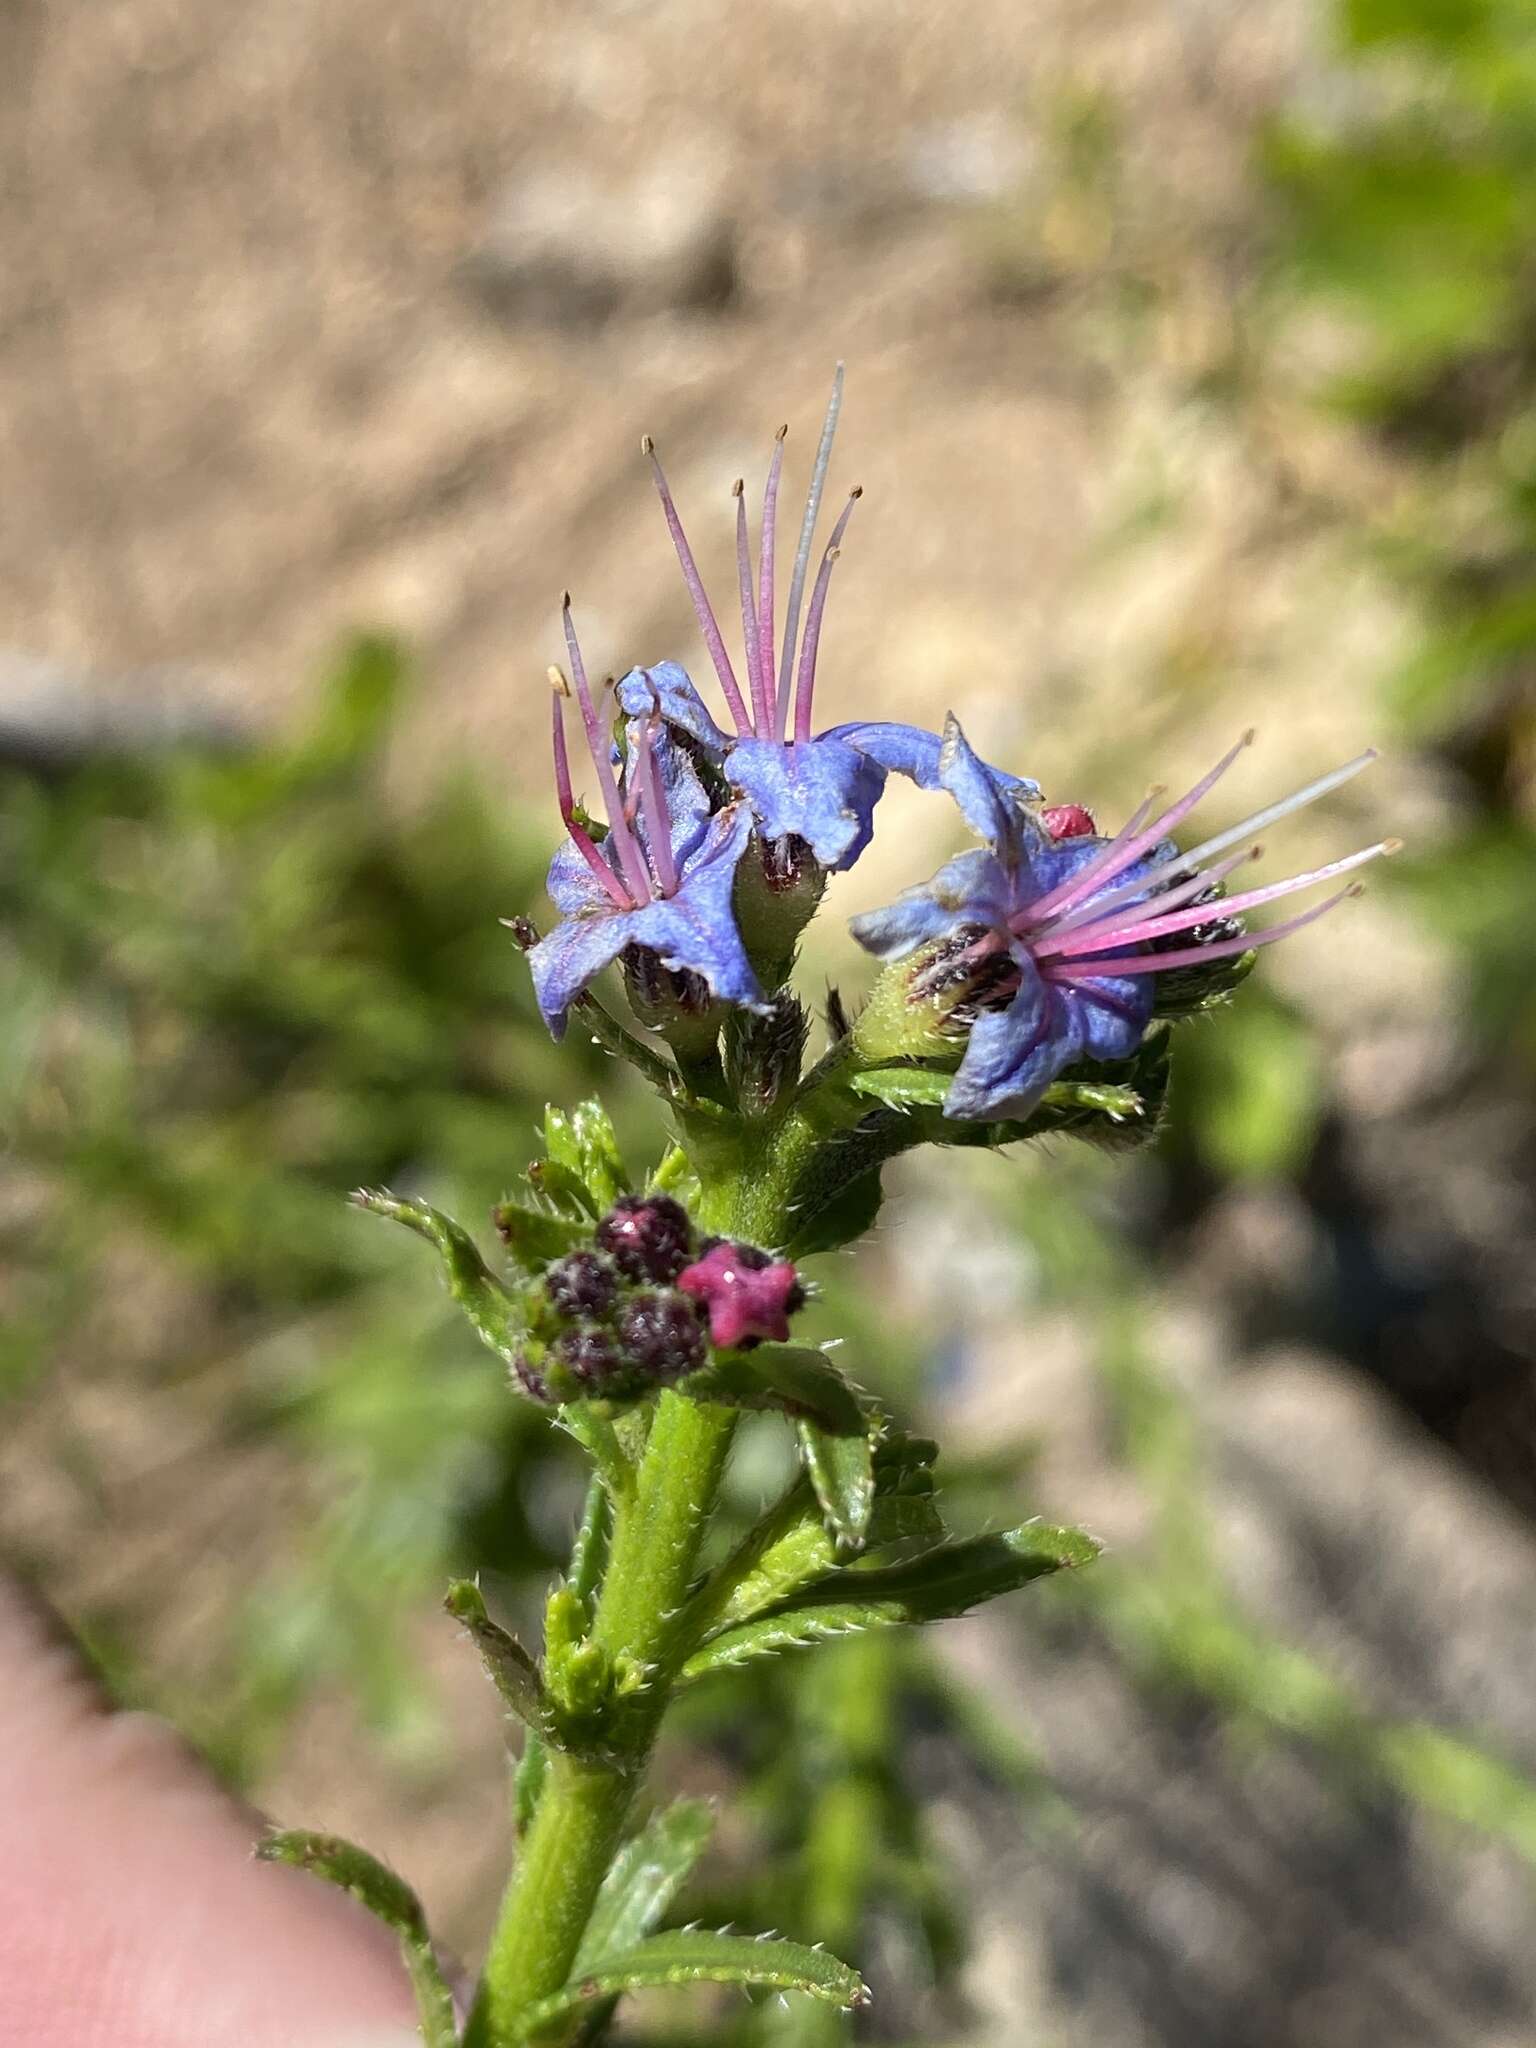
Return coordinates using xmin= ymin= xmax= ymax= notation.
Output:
xmin=544 ymin=1250 xmax=620 ymax=1319
xmin=678 ymin=1238 xmax=806 ymax=1349
xmin=594 ymin=1194 xmax=694 ymax=1284
xmin=612 ymin=1289 xmax=708 ymax=1383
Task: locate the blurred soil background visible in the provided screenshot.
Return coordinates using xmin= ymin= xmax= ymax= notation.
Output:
xmin=5 ymin=1 xmax=1536 ymax=2044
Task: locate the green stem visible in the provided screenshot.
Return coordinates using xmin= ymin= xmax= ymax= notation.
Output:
xmin=469 ymin=1122 xmax=866 ymax=2043
xmin=469 ymin=1379 xmax=738 ymax=2045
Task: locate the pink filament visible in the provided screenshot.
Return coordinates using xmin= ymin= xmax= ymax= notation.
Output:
xmin=1023 ymin=733 xmax=1255 ymax=930
xmin=645 ymin=438 xmax=753 ymax=736
xmin=756 ymin=429 xmax=786 ymax=736
xmin=733 ymin=482 xmax=767 ymax=739
xmin=562 ymin=605 xmax=653 ymax=904
xmin=1043 ymin=883 xmax=1361 ymax=982
xmin=1043 ymin=842 xmax=1393 ymax=962
xmin=792 ymin=490 xmax=861 ymax=746
xmin=629 ymin=705 xmax=679 ymax=899
xmin=550 ymin=688 xmax=632 ymax=909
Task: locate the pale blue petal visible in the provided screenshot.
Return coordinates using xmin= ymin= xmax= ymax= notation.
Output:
xmin=727 ymin=734 xmax=887 ymax=872
xmin=527 ymin=909 xmax=638 ymax=1039
xmin=824 ymin=718 xmax=1040 ymax=810
xmin=617 ymin=663 xmax=733 ymax=757
xmin=530 ymin=801 xmax=764 ymax=1038
xmin=944 ymin=963 xmax=1082 ymax=1122
xmin=849 ymin=850 xmax=1004 ymax=960
xmin=935 ymin=714 xmax=1047 ymax=866
xmin=546 ymin=836 xmax=625 ymax=917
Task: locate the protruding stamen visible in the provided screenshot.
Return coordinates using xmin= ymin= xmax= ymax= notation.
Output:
xmin=756 ymin=427 xmax=787 ymax=735
xmin=1019 ymin=786 xmax=1164 ymax=927
xmin=630 ymin=690 xmax=679 ymax=899
xmin=777 ymin=365 xmax=844 ymax=739
xmin=643 ymin=435 xmax=753 ymax=736
xmin=1042 ymin=882 xmax=1365 ymax=982
xmin=733 ymin=479 xmax=767 ymax=738
xmin=792 ymin=488 xmax=862 ymax=746
xmin=563 ymin=599 xmax=653 ymax=903
xmin=549 ymin=672 xmax=631 ymax=909
xmin=1024 ymin=733 xmax=1256 ymax=929
xmin=1037 ymin=844 xmax=1259 ymax=948
xmin=1045 ymin=840 xmax=1397 ymax=961
xmin=1162 ymin=750 xmax=1379 ymax=876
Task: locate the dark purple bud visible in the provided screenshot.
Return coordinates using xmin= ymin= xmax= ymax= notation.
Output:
xmin=595 ymin=1193 xmax=693 ymax=1284
xmin=613 ymin=1288 xmax=707 ymax=1383
xmin=544 ymin=1250 xmax=620 ymax=1320
xmin=552 ymin=1325 xmax=626 ymax=1388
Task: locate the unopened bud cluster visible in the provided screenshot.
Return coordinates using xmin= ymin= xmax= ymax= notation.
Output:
xmin=512 ymin=1193 xmax=806 ymax=1403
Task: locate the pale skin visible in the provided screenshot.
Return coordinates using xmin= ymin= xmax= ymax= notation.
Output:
xmin=0 ymin=1574 xmax=420 ymax=2048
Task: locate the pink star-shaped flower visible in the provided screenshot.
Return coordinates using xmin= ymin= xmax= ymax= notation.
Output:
xmin=676 ymin=1240 xmax=803 ymax=1350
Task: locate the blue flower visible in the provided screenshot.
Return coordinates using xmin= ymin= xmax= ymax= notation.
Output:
xmin=527 ymin=603 xmax=765 ymax=1039
xmin=617 ymin=369 xmax=1037 ymax=872
xmin=853 ymin=718 xmax=1392 ymax=1122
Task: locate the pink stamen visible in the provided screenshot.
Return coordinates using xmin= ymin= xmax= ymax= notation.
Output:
xmin=562 ymin=601 xmax=653 ymax=904
xmin=1045 ymin=841 xmax=1398 ymax=962
xmin=792 ymin=488 xmax=862 ymax=746
xmin=733 ymin=479 xmax=767 ymax=738
xmin=756 ymin=426 xmax=786 ymax=735
xmin=1041 ymin=883 xmax=1365 ymax=982
xmin=777 ymin=365 xmax=844 ymax=739
xmin=1036 ymin=845 xmax=1258 ymax=949
xmin=1017 ymin=785 xmax=1164 ymax=919
xmin=630 ymin=697 xmax=679 ymax=899
xmin=549 ymin=675 xmax=632 ymax=910
xmin=1023 ymin=732 xmax=1256 ymax=929
xmin=643 ymin=435 xmax=753 ymax=736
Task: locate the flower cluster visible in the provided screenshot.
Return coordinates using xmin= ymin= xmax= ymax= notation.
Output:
xmin=512 ymin=1193 xmax=807 ymax=1402
xmin=521 ymin=375 xmax=1389 ymax=1130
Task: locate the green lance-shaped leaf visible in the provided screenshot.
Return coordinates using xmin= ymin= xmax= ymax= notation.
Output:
xmin=572 ymin=1099 xmax=631 ymax=1211
xmin=681 ymin=1344 xmax=868 ymax=1437
xmin=687 ymin=1489 xmax=945 ymax=1650
xmin=353 ymin=1189 xmax=524 ymax=1362
xmin=680 ymin=1522 xmax=1099 ymax=1683
xmin=516 ymin=1929 xmax=867 ymax=2034
xmin=798 ymin=1415 xmax=876 ymax=1553
xmin=257 ymin=1831 xmax=456 ymax=2048
xmin=526 ymin=1154 xmax=600 ymax=1220
xmin=491 ymin=1196 xmax=588 ymax=1273
xmin=444 ymin=1579 xmax=548 ymax=1735
xmin=574 ymin=1799 xmax=716 ymax=1973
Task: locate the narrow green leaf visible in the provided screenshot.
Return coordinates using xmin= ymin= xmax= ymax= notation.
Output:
xmin=519 ymin=1930 xmax=867 ymax=2033
xmin=513 ymin=1730 xmax=549 ymax=1838
xmin=681 ymin=1522 xmax=1098 ymax=1682
xmin=798 ymin=1416 xmax=876 ymax=1553
xmin=444 ymin=1579 xmax=547 ymax=1732
xmin=574 ymin=1799 xmax=716 ymax=1972
xmin=571 ymin=1099 xmax=630 ymax=1210
xmin=257 ymin=1831 xmax=456 ymax=2048
xmin=681 ymin=1345 xmax=867 ymax=1436
xmin=527 ymin=1154 xmax=600 ymax=1220
xmin=783 ymin=1167 xmax=885 ymax=1260
xmin=353 ymin=1189 xmax=523 ymax=1361
xmin=567 ymin=1473 xmax=613 ymax=1605
xmin=685 ymin=1453 xmax=944 ymax=1645
xmin=491 ymin=1197 xmax=587 ymax=1272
